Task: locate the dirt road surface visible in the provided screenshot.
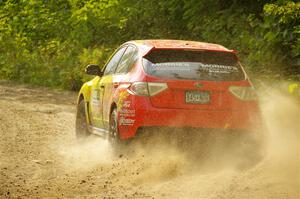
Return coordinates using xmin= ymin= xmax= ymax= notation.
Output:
xmin=0 ymin=82 xmax=299 ymax=198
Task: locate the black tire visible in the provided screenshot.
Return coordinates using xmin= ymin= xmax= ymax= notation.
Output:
xmin=75 ymin=100 xmax=91 ymax=139
xmin=109 ymin=108 xmax=126 ymax=154
xmin=109 ymin=108 xmax=120 ymax=145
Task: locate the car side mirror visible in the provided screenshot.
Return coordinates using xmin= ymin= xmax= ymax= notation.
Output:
xmin=85 ymin=64 xmax=103 ymax=76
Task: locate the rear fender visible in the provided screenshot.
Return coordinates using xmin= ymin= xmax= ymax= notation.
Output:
xmin=112 ymin=84 xmax=132 ymax=112
xmin=112 ymin=85 xmax=137 ymax=131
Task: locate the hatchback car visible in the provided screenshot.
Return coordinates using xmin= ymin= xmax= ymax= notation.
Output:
xmin=76 ymin=40 xmax=263 ymax=146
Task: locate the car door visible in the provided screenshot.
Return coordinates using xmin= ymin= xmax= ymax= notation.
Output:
xmin=89 ymin=76 xmax=103 ymax=128
xmin=102 ymin=45 xmax=138 ymax=129
xmin=89 ymin=46 xmax=127 ymax=129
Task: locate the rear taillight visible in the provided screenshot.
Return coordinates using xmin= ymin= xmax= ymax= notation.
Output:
xmin=128 ymin=82 xmax=168 ymax=96
xmin=148 ymin=82 xmax=168 ymax=96
xmin=128 ymin=82 xmax=149 ymax=96
xmin=229 ymin=86 xmax=257 ymax=101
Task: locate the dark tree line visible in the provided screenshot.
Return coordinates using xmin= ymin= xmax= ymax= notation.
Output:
xmin=0 ymin=0 xmax=299 ymax=89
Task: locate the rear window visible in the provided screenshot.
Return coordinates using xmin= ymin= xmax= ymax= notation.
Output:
xmin=143 ymin=50 xmax=245 ymax=81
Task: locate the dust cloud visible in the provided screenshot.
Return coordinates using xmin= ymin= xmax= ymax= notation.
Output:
xmin=1 ymin=82 xmax=299 ymax=198
xmin=257 ymin=83 xmax=300 ymax=191
xmin=55 ymin=137 xmax=113 ymax=171
xmin=56 ymin=82 xmax=300 ymax=198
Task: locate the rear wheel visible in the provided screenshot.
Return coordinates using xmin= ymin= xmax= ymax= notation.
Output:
xmin=109 ymin=108 xmax=120 ymax=144
xmin=109 ymin=108 xmax=126 ymax=154
xmin=75 ymin=100 xmax=91 ymax=139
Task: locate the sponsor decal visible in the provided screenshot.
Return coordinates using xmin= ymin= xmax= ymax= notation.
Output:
xmin=123 ymin=100 xmax=131 ymax=108
xmin=91 ymin=88 xmax=101 ymax=105
xmin=119 ymin=109 xmax=135 ymax=117
xmin=151 ymin=63 xmax=190 ymax=71
xmin=117 ymin=91 xmax=130 ymax=111
xmin=119 ymin=117 xmax=135 ymax=126
xmin=151 ymin=62 xmax=239 ymax=74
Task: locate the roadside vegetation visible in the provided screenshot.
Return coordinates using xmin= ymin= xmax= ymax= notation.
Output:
xmin=0 ymin=0 xmax=299 ymax=90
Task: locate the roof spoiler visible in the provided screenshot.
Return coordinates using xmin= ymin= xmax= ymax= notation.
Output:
xmin=143 ymin=47 xmax=238 ymax=57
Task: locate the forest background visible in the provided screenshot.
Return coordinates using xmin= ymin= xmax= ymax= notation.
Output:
xmin=0 ymin=0 xmax=299 ymax=90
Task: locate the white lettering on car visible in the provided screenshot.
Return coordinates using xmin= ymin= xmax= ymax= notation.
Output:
xmin=119 ymin=109 xmax=135 ymax=117
xmin=151 ymin=62 xmax=239 ymax=73
xmin=119 ymin=117 xmax=135 ymax=126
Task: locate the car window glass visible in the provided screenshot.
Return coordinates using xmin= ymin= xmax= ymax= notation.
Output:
xmin=115 ymin=46 xmax=136 ymax=74
xmin=128 ymin=50 xmax=139 ymax=71
xmin=103 ymin=46 xmax=127 ymax=75
xmin=143 ymin=50 xmax=245 ymax=81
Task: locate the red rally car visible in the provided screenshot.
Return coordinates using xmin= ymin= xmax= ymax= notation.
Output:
xmin=76 ymin=40 xmax=263 ymax=146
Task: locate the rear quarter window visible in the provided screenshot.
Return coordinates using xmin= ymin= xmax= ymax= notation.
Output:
xmin=115 ymin=46 xmax=137 ymax=74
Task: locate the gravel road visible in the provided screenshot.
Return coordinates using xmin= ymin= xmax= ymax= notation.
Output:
xmin=0 ymin=82 xmax=299 ymax=198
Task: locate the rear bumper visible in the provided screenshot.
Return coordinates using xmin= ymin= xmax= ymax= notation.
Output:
xmin=117 ymin=96 xmax=262 ymax=139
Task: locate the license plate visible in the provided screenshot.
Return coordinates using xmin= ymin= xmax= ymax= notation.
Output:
xmin=185 ymin=91 xmax=210 ymax=104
